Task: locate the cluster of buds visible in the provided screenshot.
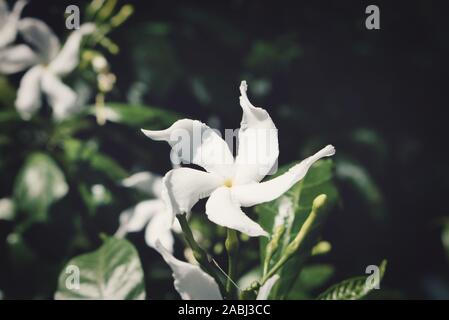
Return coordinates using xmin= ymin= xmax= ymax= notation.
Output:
xmin=92 ymin=55 xmax=116 ymax=94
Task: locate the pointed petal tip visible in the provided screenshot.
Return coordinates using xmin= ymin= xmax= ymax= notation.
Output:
xmin=247 ymin=226 xmax=269 ymax=238
xmin=323 ymin=144 xmax=336 ymax=156
xmin=140 ymin=128 xmax=156 ymax=138
xmin=239 ymin=80 xmax=248 ymax=93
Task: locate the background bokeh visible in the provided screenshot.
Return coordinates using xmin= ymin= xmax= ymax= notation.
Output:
xmin=1 ymin=0 xmax=448 ymax=299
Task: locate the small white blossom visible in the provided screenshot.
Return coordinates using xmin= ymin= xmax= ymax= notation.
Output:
xmin=0 ymin=17 xmax=95 ymax=120
xmin=117 ymin=171 xmax=181 ymax=253
xmin=142 ymin=81 xmax=335 ymax=237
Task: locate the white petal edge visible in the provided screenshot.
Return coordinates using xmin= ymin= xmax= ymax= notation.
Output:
xmin=120 ymin=199 xmax=165 ymax=232
xmin=121 ymin=171 xmax=162 ymax=198
xmin=233 ymin=80 xmax=279 ymax=184
xmin=205 ymin=187 xmax=268 ymax=237
xmin=0 ymin=0 xmax=27 ymax=48
xmin=41 ymin=71 xmax=78 ymax=120
xmin=48 ymin=23 xmax=96 ymax=76
xmin=256 ymin=274 xmax=280 ymax=300
xmin=145 ymin=211 xmax=174 ymax=253
xmin=233 ymin=145 xmax=335 ymax=207
xmin=15 ymin=65 xmax=44 ymax=120
xmin=18 ymin=18 xmax=60 ymax=62
xmin=161 ymin=167 xmax=223 ymax=224
xmin=154 ymin=240 xmax=223 ymax=300
xmin=141 ymin=119 xmax=235 ymax=178
xmin=0 ymin=44 xmax=38 ymax=74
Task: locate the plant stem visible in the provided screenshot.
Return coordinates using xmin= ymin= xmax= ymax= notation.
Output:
xmin=263 ymin=225 xmax=285 ymax=276
xmin=225 ymin=228 xmax=239 ymax=295
xmin=260 ymin=195 xmax=326 ymax=285
xmin=176 ymin=214 xmax=226 ymax=295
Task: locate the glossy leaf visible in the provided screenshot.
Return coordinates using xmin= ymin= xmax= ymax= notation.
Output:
xmin=13 ymin=153 xmax=68 ymax=221
xmin=317 ymin=260 xmax=387 ymax=300
xmin=55 ymin=237 xmax=146 ymax=300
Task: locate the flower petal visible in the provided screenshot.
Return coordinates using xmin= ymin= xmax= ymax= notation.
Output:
xmin=145 ymin=211 xmax=174 ymax=252
xmin=233 ymin=145 xmax=335 ymax=207
xmin=206 ymin=187 xmax=268 ymax=237
xmin=18 ymin=18 xmax=60 ymax=62
xmin=0 ymin=0 xmax=26 ymax=48
xmin=120 ymin=199 xmax=165 ymax=232
xmin=233 ymin=81 xmax=279 ymax=185
xmin=48 ymin=23 xmax=96 ymax=76
xmin=15 ymin=65 xmax=44 ymax=120
xmin=142 ymin=119 xmax=234 ymax=178
xmin=256 ymin=275 xmax=279 ymax=300
xmin=162 ymin=167 xmax=223 ymax=223
xmin=155 ymin=240 xmax=223 ymax=300
xmin=0 ymin=44 xmax=38 ymax=74
xmin=121 ymin=171 xmax=162 ymax=198
xmin=41 ymin=71 xmax=78 ymax=120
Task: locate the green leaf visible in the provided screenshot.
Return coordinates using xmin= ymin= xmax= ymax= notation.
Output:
xmin=91 ymin=103 xmax=178 ymax=128
xmin=317 ymin=260 xmax=387 ymax=300
xmin=0 ymin=76 xmax=16 ymax=108
xmin=14 ymin=153 xmax=68 ymax=221
xmin=256 ymin=158 xmax=338 ymax=298
xmin=287 ymin=264 xmax=334 ymax=299
xmin=62 ymin=138 xmax=128 ymax=180
xmin=55 ymin=237 xmax=146 ymax=300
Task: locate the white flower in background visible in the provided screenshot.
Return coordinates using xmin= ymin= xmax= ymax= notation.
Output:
xmin=155 ymin=240 xmax=279 ymax=300
xmin=0 ymin=0 xmax=26 ymax=48
xmin=0 ymin=17 xmax=95 ymax=120
xmin=142 ymin=81 xmax=335 ymax=237
xmin=117 ymin=171 xmax=181 ymax=253
xmin=0 ymin=198 xmax=15 ymax=220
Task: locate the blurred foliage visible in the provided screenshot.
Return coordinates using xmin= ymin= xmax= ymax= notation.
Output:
xmin=1 ymin=0 xmax=448 ymax=300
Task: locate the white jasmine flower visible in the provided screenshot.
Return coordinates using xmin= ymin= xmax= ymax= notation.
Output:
xmin=0 ymin=0 xmax=26 ymax=48
xmin=142 ymin=81 xmax=335 ymax=237
xmin=0 ymin=18 xmax=95 ymax=120
xmin=155 ymin=240 xmax=278 ymax=300
xmin=118 ymin=171 xmax=181 ymax=253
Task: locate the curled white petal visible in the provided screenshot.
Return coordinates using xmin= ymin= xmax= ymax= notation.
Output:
xmin=233 ymin=145 xmax=335 ymax=207
xmin=162 ymin=167 xmax=223 ymax=224
xmin=41 ymin=71 xmax=78 ymax=120
xmin=141 ymin=119 xmax=234 ymax=178
xmin=15 ymin=65 xmax=44 ymax=120
xmin=206 ymin=187 xmax=268 ymax=237
xmin=0 ymin=44 xmax=38 ymax=74
xmin=48 ymin=23 xmax=96 ymax=76
xmin=256 ymin=275 xmax=279 ymax=300
xmin=155 ymin=240 xmax=223 ymax=300
xmin=18 ymin=18 xmax=60 ymax=62
xmin=233 ymin=80 xmax=279 ymax=185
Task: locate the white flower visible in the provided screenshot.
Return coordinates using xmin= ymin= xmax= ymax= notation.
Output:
xmin=117 ymin=171 xmax=181 ymax=253
xmin=155 ymin=240 xmax=279 ymax=300
xmin=0 ymin=0 xmax=26 ymax=48
xmin=0 ymin=17 xmax=95 ymax=120
xmin=141 ymin=81 xmax=335 ymax=237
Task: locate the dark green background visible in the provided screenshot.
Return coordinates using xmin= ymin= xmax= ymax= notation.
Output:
xmin=1 ymin=0 xmax=448 ymax=299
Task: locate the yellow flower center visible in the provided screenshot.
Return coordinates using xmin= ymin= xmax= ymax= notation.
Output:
xmin=223 ymin=178 xmax=233 ymax=188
